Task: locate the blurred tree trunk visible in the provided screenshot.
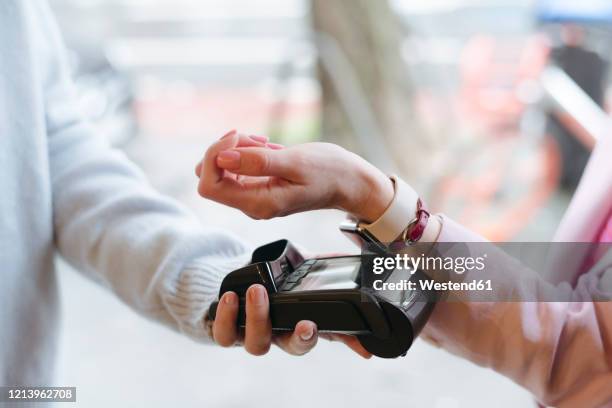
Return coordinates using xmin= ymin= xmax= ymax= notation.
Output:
xmin=311 ymin=0 xmax=426 ymax=179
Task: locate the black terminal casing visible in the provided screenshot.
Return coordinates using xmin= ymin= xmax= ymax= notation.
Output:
xmin=209 ymin=240 xmax=435 ymax=358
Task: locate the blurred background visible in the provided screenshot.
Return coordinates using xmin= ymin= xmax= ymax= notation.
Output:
xmin=49 ymin=0 xmax=612 ymax=406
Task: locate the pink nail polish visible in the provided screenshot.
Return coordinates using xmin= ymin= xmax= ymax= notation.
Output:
xmin=267 ymin=142 xmax=284 ymax=150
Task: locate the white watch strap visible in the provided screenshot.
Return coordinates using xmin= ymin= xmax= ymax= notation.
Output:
xmin=359 ymin=175 xmax=419 ymax=243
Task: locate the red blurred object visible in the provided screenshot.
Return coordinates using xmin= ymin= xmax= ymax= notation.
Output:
xmin=459 ymin=34 xmax=551 ymax=132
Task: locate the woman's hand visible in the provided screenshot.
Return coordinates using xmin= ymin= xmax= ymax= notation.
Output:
xmin=197 ymin=131 xmax=377 ymax=358
xmin=213 ymin=284 xmax=371 ymax=358
xmin=195 ymin=131 xmax=394 ymax=223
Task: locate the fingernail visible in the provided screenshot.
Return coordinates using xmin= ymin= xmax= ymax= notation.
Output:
xmin=223 ymin=292 xmax=237 ymax=305
xmin=249 ymin=135 xmax=268 ymax=143
xmin=300 ymin=325 xmax=315 ymax=341
xmin=220 ymin=130 xmax=237 ymax=140
xmin=217 ymin=150 xmax=241 ymax=169
xmin=267 ymin=142 xmax=284 ymax=150
xmin=249 ymin=285 xmax=266 ymax=306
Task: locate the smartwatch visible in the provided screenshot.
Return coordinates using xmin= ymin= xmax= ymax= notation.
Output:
xmin=340 ymin=175 xmax=421 ymax=252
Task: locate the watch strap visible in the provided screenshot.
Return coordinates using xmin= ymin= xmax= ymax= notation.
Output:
xmin=359 ymin=175 xmax=419 ymax=244
xmin=390 ymin=199 xmax=430 ymax=251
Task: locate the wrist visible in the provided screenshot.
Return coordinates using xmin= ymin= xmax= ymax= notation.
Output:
xmin=345 ymin=166 xmax=394 ymax=223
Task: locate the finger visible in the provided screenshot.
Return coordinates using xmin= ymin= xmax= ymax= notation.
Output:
xmin=212 ymin=292 xmax=240 ymax=347
xmin=237 ymin=134 xmax=269 ymax=148
xmin=198 ymin=170 xmax=287 ymax=219
xmin=244 ymin=284 xmax=272 ymax=356
xmin=216 ymin=147 xmax=299 ymax=179
xmin=274 ymin=320 xmax=318 ymax=356
xmin=267 ymin=142 xmax=285 ymax=150
xmin=195 ymin=159 xmax=203 ymax=177
xmin=199 ymin=130 xmax=238 ymax=185
xmin=195 ymin=132 xmax=268 ymax=178
xmin=198 ymin=131 xmax=271 ymax=194
xmin=320 ymin=333 xmax=372 ymax=359
xmin=249 ymin=134 xmax=269 ymax=143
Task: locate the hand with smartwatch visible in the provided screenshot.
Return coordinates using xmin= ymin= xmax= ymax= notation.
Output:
xmin=195 ymin=131 xmax=440 ymax=250
xmin=195 ymin=131 xmax=436 ymax=355
xmin=195 ymin=131 xmax=377 ymax=358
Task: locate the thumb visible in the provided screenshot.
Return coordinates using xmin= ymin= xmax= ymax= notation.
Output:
xmin=217 ymin=147 xmax=298 ymax=179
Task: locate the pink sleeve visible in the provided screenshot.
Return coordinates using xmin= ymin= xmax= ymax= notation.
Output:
xmin=422 ymin=217 xmax=612 ymax=407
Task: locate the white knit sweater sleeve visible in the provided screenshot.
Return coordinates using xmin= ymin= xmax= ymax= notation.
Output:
xmin=32 ymin=1 xmax=250 ymax=341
